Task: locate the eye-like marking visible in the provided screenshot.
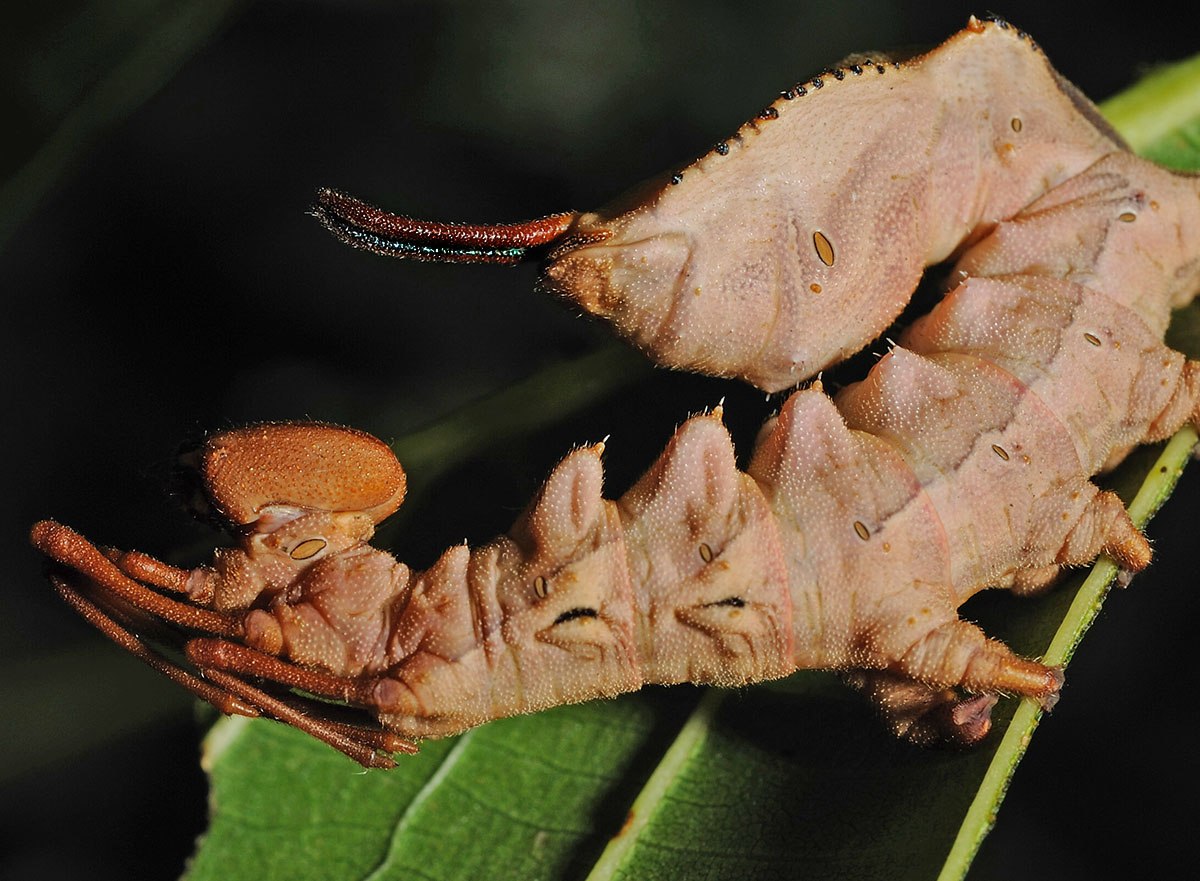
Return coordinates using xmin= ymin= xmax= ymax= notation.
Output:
xmin=553 ymin=607 xmax=598 ymax=626
xmin=703 ymin=597 xmax=746 ymax=609
xmin=813 ymin=231 xmax=836 ymax=266
xmin=290 ymin=538 xmax=327 ymax=560
xmin=533 ymin=575 xmax=549 ymax=599
xmin=698 ymin=542 xmax=714 ymax=563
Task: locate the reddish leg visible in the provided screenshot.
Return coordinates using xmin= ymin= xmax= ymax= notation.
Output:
xmin=186 ymin=638 xmax=380 ymax=705
xmin=187 ymin=638 xmax=418 ymax=766
xmin=312 ymin=187 xmax=578 ymax=264
xmin=49 ymin=573 xmax=259 ymax=718
xmin=201 ymin=670 xmax=403 ymax=769
xmin=31 ymin=521 xmax=240 ymax=637
xmin=36 ymin=520 xmax=418 ymax=767
xmin=105 ymin=547 xmax=192 ymax=594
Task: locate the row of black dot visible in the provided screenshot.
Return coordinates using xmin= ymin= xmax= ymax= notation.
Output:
xmin=978 ymin=14 xmax=1035 ymax=46
xmin=674 ymin=60 xmax=900 ymax=186
xmin=669 ymin=16 xmax=1036 ymax=187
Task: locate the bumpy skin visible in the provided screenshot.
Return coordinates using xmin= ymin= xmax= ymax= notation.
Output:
xmin=33 ymin=19 xmax=1200 ymax=753
xmin=543 ymin=19 xmax=1129 ymax=392
xmin=221 ymin=155 xmax=1199 ymax=746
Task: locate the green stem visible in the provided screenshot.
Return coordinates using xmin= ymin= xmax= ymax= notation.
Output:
xmin=582 ymin=689 xmax=725 ymax=881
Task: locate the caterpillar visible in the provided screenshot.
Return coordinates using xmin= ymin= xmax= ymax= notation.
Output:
xmin=31 ymin=16 xmax=1200 ymax=769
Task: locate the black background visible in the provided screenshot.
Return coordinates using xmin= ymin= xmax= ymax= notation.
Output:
xmin=2 ymin=2 xmax=1197 ymax=878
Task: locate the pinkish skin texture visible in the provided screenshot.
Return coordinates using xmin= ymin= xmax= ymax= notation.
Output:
xmin=59 ymin=20 xmax=1200 ymax=750
xmin=230 ymin=119 xmax=1200 ymax=747
xmin=543 ymin=20 xmax=1127 ymax=392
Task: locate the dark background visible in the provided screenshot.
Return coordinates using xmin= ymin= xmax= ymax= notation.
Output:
xmin=2 ymin=2 xmax=1196 ymax=878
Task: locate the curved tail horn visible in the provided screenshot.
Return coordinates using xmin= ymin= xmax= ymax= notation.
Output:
xmin=312 ymin=187 xmax=577 ymax=265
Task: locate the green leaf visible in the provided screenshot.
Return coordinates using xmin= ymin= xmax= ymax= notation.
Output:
xmin=186 ymin=55 xmax=1200 ymax=881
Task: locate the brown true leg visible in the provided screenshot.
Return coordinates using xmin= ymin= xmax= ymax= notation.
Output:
xmin=36 ymin=520 xmax=418 ymax=766
xmin=183 ymin=638 xmax=417 ymax=768
xmin=49 ymin=573 xmax=259 ymax=718
xmin=200 ymin=669 xmax=401 ymax=769
xmin=186 ymin=638 xmax=379 ymax=705
xmin=314 ymin=718 xmax=418 ymax=755
xmin=104 ymin=547 xmax=192 ymax=594
xmin=31 ymin=520 xmax=241 ymax=637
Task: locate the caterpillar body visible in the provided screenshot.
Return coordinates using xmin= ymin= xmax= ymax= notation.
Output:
xmin=314 ymin=17 xmax=1136 ymax=394
xmin=32 ymin=17 xmax=1200 ymax=767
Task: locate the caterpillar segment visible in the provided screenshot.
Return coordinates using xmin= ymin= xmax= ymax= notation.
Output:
xmin=32 ymin=18 xmax=1200 ymax=766
xmin=32 ymin=211 xmax=1200 ymax=762
xmin=314 ymin=18 xmax=1127 ymax=393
